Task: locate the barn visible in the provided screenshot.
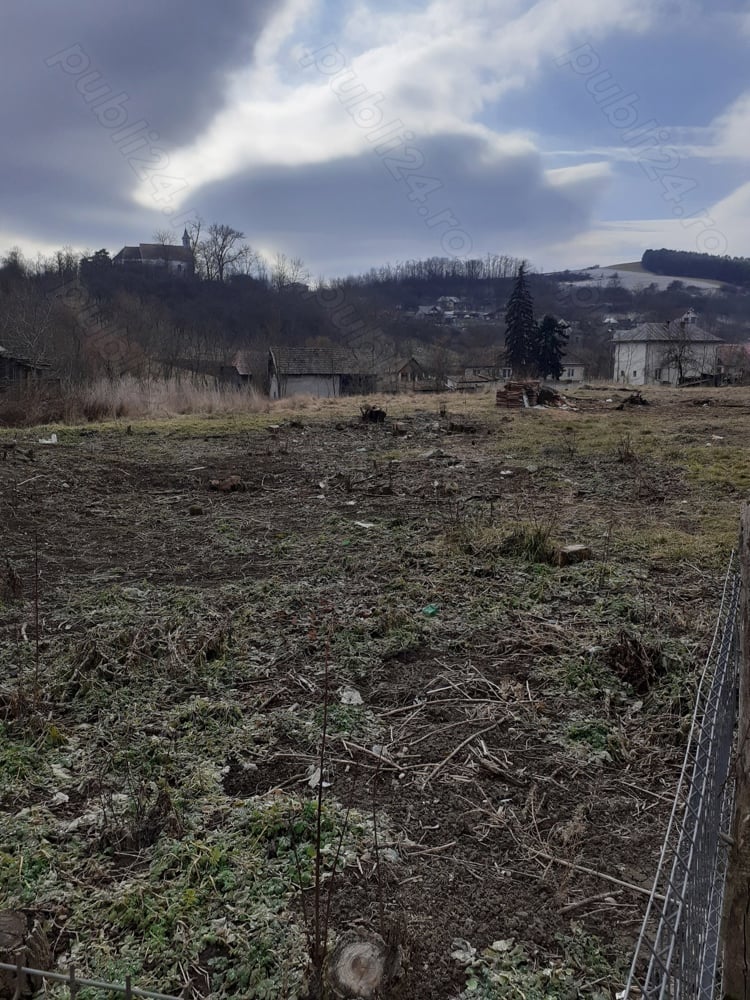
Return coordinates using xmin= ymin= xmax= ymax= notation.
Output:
xmin=268 ymin=347 xmax=376 ymax=399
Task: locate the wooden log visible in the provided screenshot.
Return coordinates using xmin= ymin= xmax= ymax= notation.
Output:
xmin=722 ymin=501 xmax=750 ymax=999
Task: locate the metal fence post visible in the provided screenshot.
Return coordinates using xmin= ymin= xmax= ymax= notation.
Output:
xmin=12 ymin=952 xmax=24 ymax=1000
xmin=622 ymin=553 xmax=740 ymax=998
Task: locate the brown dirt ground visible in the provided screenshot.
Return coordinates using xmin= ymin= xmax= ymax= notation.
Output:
xmin=1 ymin=387 xmax=747 ymax=998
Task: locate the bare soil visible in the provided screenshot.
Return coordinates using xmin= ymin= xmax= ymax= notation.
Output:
xmin=0 ymin=387 xmax=747 ymax=999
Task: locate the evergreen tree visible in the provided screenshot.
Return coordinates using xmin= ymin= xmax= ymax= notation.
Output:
xmin=535 ymin=314 xmax=569 ymax=380
xmin=504 ymin=263 xmax=535 ymax=375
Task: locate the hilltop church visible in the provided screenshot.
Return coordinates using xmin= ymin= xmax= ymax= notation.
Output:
xmin=113 ymin=229 xmax=194 ymax=276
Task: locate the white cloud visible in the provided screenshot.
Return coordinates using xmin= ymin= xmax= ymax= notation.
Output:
xmin=545 ymin=162 xmax=612 ymax=188
xmin=541 ymin=177 xmax=750 ymax=271
xmin=711 ymin=92 xmax=750 ymax=159
xmin=135 ymin=0 xmax=662 ymax=210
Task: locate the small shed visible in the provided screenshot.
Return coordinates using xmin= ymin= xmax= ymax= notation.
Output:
xmin=268 ymin=347 xmax=376 ymax=399
xmin=717 ymin=343 xmax=750 ymax=384
xmin=0 ymin=343 xmax=51 ymax=392
xmin=378 ymin=356 xmax=428 ymax=392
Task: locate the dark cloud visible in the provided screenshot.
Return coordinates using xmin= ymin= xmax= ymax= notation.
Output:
xmin=194 ymin=131 xmax=608 ymax=276
xmin=0 ymin=3 xmax=609 ymax=272
xmin=2 ymin=1 xmax=276 ymax=144
xmin=0 ymin=0 xmax=277 ymax=252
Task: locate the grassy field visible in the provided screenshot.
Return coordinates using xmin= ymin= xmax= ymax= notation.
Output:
xmin=1 ymin=384 xmax=748 ymax=999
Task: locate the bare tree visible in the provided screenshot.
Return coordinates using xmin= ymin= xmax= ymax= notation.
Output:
xmin=200 ymin=223 xmax=256 ymax=283
xmin=152 ymin=229 xmax=177 ymax=246
xmin=270 ymin=252 xmax=309 ymax=292
xmin=150 ymin=229 xmax=179 ymax=270
xmin=0 ymin=281 xmax=57 ymax=363
xmin=658 ymin=318 xmax=708 ymax=385
xmin=50 ymin=246 xmax=79 ymax=280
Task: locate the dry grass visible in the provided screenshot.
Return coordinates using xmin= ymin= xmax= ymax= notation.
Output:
xmin=78 ymin=376 xmax=269 ymax=421
xmin=0 ymin=376 xmax=270 ymax=427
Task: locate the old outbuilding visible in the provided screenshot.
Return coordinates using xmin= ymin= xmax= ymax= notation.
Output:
xmin=268 ymin=347 xmax=377 ymax=399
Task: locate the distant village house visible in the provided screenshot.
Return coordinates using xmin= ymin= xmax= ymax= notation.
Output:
xmin=378 ymin=356 xmax=430 ymax=392
xmin=612 ymin=310 xmax=721 ymax=386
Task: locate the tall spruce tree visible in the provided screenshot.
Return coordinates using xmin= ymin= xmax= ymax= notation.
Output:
xmin=535 ymin=314 xmax=569 ymax=380
xmin=504 ymin=263 xmax=535 ymax=376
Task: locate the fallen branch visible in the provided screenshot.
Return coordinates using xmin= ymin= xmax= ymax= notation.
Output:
xmin=404 ymin=840 xmax=457 ymax=858
xmin=529 ymin=849 xmax=663 ymax=901
xmin=559 ymin=889 xmax=624 ymax=914
xmin=422 ymin=723 xmax=498 ymax=786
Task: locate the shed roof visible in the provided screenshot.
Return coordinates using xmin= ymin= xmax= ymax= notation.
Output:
xmin=380 ymin=355 xmax=427 ymax=374
xmin=269 ymin=346 xmax=368 ymax=375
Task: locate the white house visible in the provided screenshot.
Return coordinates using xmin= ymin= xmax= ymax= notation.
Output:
xmin=612 ymin=311 xmax=721 ymax=386
xmin=556 ymin=359 xmax=586 ymax=384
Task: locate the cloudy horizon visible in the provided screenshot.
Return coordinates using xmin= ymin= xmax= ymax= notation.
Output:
xmin=3 ymin=0 xmax=750 ymax=280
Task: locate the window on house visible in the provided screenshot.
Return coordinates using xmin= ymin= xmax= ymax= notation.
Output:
xmin=633 ymin=370 xmax=637 ymax=377
xmin=567 ymin=368 xmax=575 ymax=378
xmin=654 ymin=368 xmax=662 ymax=381
xmin=501 ymin=368 xmax=512 ymax=378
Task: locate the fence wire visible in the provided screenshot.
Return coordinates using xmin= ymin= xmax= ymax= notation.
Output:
xmin=623 ymin=553 xmax=740 ymax=999
xmin=0 ymin=958 xmax=181 ymax=1000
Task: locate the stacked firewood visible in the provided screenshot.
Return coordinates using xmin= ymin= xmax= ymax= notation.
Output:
xmin=495 ymin=380 xmax=541 ymax=408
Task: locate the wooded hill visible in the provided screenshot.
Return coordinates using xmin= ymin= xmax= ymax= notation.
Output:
xmin=641 ymin=249 xmax=750 ymax=287
xmin=1 ymin=241 xmax=749 ymax=388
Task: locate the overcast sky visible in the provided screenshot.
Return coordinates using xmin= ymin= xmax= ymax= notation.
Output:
xmin=3 ymin=0 xmax=750 ymax=279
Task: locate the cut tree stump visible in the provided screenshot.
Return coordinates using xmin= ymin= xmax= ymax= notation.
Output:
xmin=361 ymin=405 xmax=387 ymax=424
xmin=326 ymin=928 xmax=403 ymax=999
xmin=0 ymin=910 xmax=50 ymax=998
xmin=555 ymin=544 xmax=592 ymax=567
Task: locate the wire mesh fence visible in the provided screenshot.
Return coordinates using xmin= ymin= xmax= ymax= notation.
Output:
xmin=622 ymin=553 xmax=741 ymax=999
xmin=0 ymin=956 xmax=180 ymax=1000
